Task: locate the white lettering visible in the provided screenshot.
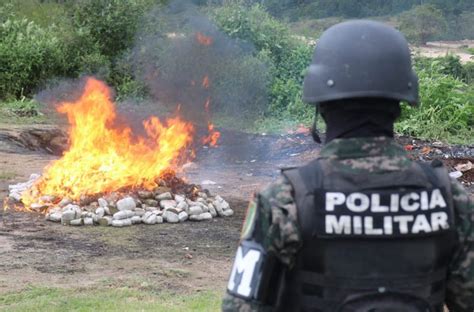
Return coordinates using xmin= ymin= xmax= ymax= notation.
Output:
xmin=420 ymin=191 xmax=429 ymax=211
xmin=394 ymin=215 xmax=414 ymax=234
xmin=400 ymin=192 xmax=420 ymax=212
xmin=390 ymin=194 xmax=400 ymax=212
xmin=364 ymin=217 xmax=383 ymax=235
xmin=431 ymin=212 xmax=449 ymax=231
xmin=353 ymin=216 xmax=363 ymax=234
xmin=411 ymin=214 xmax=432 ymax=234
xmin=227 ymin=247 xmax=262 ymax=297
xmin=325 ymin=192 xmax=346 ymax=211
xmin=326 ymin=215 xmax=351 ymax=234
xmin=346 ymin=193 xmax=370 ymax=213
xmin=430 ymin=189 xmax=447 ymax=209
xmin=371 ymin=194 xmax=389 ymax=213
xmin=384 ymin=216 xmax=393 ymax=235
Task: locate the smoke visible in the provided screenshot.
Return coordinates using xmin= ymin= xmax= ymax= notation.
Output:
xmin=127 ymin=0 xmax=269 ymax=125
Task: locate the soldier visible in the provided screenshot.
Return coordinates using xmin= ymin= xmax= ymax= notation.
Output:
xmin=223 ymin=20 xmax=474 ymax=312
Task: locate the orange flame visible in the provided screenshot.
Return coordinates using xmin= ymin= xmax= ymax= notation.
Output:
xmin=202 ymin=75 xmax=210 ymax=89
xmin=196 ymin=32 xmax=213 ymax=46
xmin=203 ymin=123 xmax=221 ymax=147
xmin=21 ymin=78 xmax=194 ymax=206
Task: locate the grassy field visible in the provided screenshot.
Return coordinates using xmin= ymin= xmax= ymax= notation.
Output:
xmin=0 ymin=286 xmax=222 ymax=312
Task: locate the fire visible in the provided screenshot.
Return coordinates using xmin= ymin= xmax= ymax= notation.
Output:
xmin=202 ymin=75 xmax=210 ymax=89
xmin=196 ymin=32 xmax=213 ymax=46
xmin=21 ymin=78 xmax=194 ymax=206
xmin=203 ymin=123 xmax=221 ymax=147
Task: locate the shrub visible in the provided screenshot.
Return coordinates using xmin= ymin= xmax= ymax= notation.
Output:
xmin=71 ymin=0 xmax=150 ymax=60
xmin=211 ymin=2 xmax=312 ymax=119
xmin=397 ymin=62 xmax=474 ymax=143
xmin=0 ymin=19 xmax=66 ymax=99
xmin=398 ymin=4 xmax=447 ymax=44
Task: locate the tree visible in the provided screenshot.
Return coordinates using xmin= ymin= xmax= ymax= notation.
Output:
xmin=398 ymin=4 xmax=447 ymax=44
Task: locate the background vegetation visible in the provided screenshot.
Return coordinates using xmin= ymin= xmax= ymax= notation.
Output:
xmin=0 ymin=0 xmax=472 ymax=143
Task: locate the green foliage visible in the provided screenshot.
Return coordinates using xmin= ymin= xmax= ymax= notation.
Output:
xmin=414 ymin=55 xmax=474 ymax=85
xmin=212 ymin=1 xmax=312 ymax=119
xmin=396 ymin=62 xmax=474 ymax=143
xmin=0 ymin=19 xmax=67 ymax=99
xmin=398 ymin=4 xmax=447 ymax=44
xmin=71 ymin=0 xmax=150 ymax=60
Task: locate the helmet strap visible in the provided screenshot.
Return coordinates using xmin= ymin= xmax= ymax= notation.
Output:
xmin=311 ymin=105 xmax=322 ymax=144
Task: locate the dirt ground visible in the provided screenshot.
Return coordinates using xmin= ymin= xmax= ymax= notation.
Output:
xmin=413 ymin=39 xmax=474 ymax=63
xmin=0 ymin=125 xmax=472 ymax=299
xmin=0 ymin=125 xmax=320 ymax=297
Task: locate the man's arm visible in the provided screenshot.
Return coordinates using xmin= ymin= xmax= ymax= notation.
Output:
xmin=222 ymin=176 xmax=301 ymax=312
xmin=445 ymin=180 xmax=474 ymax=312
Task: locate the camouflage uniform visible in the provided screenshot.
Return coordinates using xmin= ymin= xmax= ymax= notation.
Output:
xmin=222 ymin=137 xmax=474 ymax=312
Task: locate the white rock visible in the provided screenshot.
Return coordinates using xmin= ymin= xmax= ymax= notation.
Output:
xmin=199 ymin=203 xmax=209 ymax=213
xmin=143 ymin=212 xmax=157 ymax=225
xmin=47 ymin=212 xmax=62 ymax=222
xmin=83 ymin=217 xmax=94 ymax=225
xmin=164 ymin=210 xmax=179 ymax=223
xmin=112 ymin=219 xmax=132 ymax=227
xmin=189 ymin=206 xmax=203 ymax=216
xmin=9 ymin=192 xmax=22 ymax=202
xmin=197 ymin=192 xmax=208 ymax=199
xmin=29 ymin=173 xmax=41 ymax=181
xmin=134 ymin=208 xmax=145 ymax=216
xmin=156 ymin=192 xmax=173 ymax=200
xmin=70 ymin=219 xmax=83 ymax=226
xmin=189 ymin=214 xmax=202 ymax=221
xmin=178 ymin=211 xmax=188 ymax=222
xmin=449 ymin=171 xmax=463 ymax=179
xmin=31 ymin=203 xmax=49 ymax=211
xmin=175 ymin=195 xmax=186 ymax=203
xmin=209 ymin=204 xmax=217 ymax=217
xmin=58 ymin=198 xmax=72 ymax=208
xmin=156 ymin=216 xmax=164 ymax=223
xmin=177 ymin=201 xmax=188 ymax=211
xmin=104 ymin=207 xmax=111 ymax=215
xmin=222 ymin=209 xmax=234 ymax=217
xmin=160 ymin=200 xmax=177 ymax=210
xmin=61 ymin=210 xmax=77 ymax=225
xmin=113 ymin=210 xmax=135 ymax=220
xmin=95 ymin=207 xmax=105 ymax=218
xmin=98 ymin=216 xmax=112 ymax=226
xmin=200 ymin=212 xmax=213 ymax=221
xmin=62 ymin=204 xmax=81 ymax=213
xmin=116 ymin=197 xmax=136 ymax=211
xmin=131 ymin=216 xmax=142 ymax=224
xmin=98 ymin=198 xmax=108 ymax=208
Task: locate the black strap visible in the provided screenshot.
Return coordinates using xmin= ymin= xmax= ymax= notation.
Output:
xmin=295 ymin=268 xmax=447 ymax=289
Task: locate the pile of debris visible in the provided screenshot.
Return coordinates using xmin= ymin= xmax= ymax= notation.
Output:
xmin=7 ymin=173 xmax=233 ymax=227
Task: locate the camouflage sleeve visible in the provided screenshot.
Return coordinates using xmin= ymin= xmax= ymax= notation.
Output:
xmin=445 ymin=179 xmax=474 ymax=312
xmin=222 ymin=175 xmax=302 ymax=312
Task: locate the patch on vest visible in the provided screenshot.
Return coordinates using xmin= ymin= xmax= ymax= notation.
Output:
xmin=315 ymin=188 xmax=453 ymax=237
xmin=227 ymin=241 xmax=264 ymax=299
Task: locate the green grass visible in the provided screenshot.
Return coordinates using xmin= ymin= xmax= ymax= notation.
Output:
xmin=0 ymin=99 xmax=49 ymax=124
xmin=0 ymin=171 xmax=18 ymax=180
xmin=465 ymin=47 xmax=474 ymax=55
xmin=0 ymin=286 xmax=222 ymax=312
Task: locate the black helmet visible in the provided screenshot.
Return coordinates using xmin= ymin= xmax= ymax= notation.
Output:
xmin=303 ymin=20 xmax=419 ymax=106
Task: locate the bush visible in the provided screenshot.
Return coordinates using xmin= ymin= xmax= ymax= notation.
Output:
xmin=398 ymin=4 xmax=447 ymax=44
xmin=0 ymin=19 xmax=67 ymax=99
xmin=397 ymin=62 xmax=474 ymax=143
xmin=72 ymin=0 xmax=151 ymax=60
xmin=211 ymin=2 xmax=312 ymax=119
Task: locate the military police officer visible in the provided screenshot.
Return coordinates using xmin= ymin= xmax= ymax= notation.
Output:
xmin=223 ymin=20 xmax=474 ymax=312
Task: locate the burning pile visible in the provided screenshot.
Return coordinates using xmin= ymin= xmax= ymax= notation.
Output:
xmin=5 ymin=77 xmax=233 ymax=226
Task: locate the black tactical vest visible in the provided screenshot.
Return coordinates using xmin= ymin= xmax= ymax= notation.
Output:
xmin=279 ymin=159 xmax=457 ymax=312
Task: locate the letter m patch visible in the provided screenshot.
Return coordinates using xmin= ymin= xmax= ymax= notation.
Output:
xmin=227 ymin=241 xmax=264 ymax=299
